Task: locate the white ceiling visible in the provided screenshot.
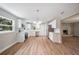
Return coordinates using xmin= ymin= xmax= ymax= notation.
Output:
xmin=61 ymin=14 xmax=79 ymax=23
xmin=0 ymin=3 xmax=79 ymax=23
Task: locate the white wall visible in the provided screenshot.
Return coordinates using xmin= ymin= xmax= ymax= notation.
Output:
xmin=54 ymin=19 xmax=61 ymax=43
xmin=0 ymin=8 xmax=19 ymax=53
xmin=0 ymin=32 xmax=17 ymax=53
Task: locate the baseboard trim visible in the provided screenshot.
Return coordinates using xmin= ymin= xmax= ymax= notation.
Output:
xmin=62 ymin=35 xmax=73 ymax=37
xmin=0 ymin=41 xmax=18 ymax=53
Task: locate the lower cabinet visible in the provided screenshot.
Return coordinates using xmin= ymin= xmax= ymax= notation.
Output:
xmin=49 ymin=32 xmax=61 ymax=43
xmin=17 ymin=31 xmax=25 ymax=42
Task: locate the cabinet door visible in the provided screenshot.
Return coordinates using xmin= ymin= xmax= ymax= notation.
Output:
xmin=17 ymin=31 xmax=25 ymax=42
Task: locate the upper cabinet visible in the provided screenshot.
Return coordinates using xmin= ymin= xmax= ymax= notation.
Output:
xmin=48 ymin=20 xmax=56 ymax=28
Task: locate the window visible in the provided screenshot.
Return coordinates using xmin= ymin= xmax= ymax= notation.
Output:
xmin=0 ymin=16 xmax=13 ymax=31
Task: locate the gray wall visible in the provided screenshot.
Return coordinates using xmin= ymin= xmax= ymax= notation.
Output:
xmin=72 ymin=22 xmax=79 ymax=36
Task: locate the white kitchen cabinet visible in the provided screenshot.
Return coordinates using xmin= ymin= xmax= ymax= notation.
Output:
xmin=16 ymin=31 xmax=25 ymax=42
xmin=49 ymin=32 xmax=61 ymax=43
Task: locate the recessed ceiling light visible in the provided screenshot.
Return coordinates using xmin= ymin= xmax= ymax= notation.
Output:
xmin=36 ymin=9 xmax=39 ymax=12
xmin=33 ymin=9 xmax=39 ymax=12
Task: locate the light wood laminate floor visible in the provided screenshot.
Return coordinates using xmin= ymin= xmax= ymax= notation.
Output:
xmin=0 ymin=36 xmax=79 ymax=55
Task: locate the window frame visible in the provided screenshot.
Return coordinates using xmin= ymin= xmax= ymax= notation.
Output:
xmin=0 ymin=16 xmax=15 ymax=33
